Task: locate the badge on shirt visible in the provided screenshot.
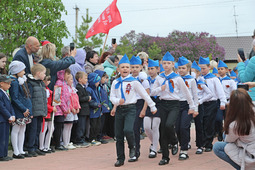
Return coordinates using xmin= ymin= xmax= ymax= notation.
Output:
xmin=226 ymin=85 xmax=230 ymax=88
xmin=198 ymin=84 xmax=203 ymax=90
xmin=126 ymin=84 xmax=131 ymax=94
xmin=170 ymin=80 xmax=174 ymax=89
xmin=185 ymin=81 xmax=189 ymax=88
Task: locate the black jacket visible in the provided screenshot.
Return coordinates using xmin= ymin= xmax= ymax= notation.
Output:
xmin=76 ymin=83 xmax=90 ymax=116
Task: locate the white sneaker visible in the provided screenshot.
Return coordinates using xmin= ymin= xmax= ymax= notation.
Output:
xmin=68 ymin=142 xmax=74 ymax=146
xmin=91 ymin=140 xmax=101 ymax=146
xmin=65 ymin=144 xmax=76 ymax=150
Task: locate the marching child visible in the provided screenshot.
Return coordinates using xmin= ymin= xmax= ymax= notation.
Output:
xmin=9 ymin=61 xmax=32 ymax=158
xmin=198 ymin=57 xmax=226 ymax=152
xmin=129 ymin=55 xmax=150 ymax=162
xmin=215 ymin=60 xmax=237 ymax=141
xmin=63 ymin=75 xmax=80 ymax=149
xmin=110 ymin=54 xmax=157 ymax=167
xmin=191 ymin=61 xmax=213 ymax=154
xmin=0 ymin=75 xmax=15 ymax=161
xmin=75 ymin=71 xmax=91 ymax=147
xmin=144 ymin=59 xmax=161 ymax=158
xmin=53 ymin=69 xmax=71 ymax=151
xmin=151 ymin=52 xmax=195 ymax=165
xmin=27 ymin=64 xmax=47 ymax=156
xmin=39 ymin=76 xmax=57 ymax=153
xmin=176 ymin=57 xmax=198 ymax=160
xmin=87 ymin=72 xmax=102 ymax=146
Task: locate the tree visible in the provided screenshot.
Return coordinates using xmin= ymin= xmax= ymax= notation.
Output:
xmin=117 ymin=30 xmax=225 ymax=61
xmin=148 ymin=42 xmax=162 ymax=60
xmin=115 ymin=37 xmax=137 ymax=58
xmin=73 ymin=9 xmax=105 ymax=53
xmin=0 ymin=0 xmax=69 ymax=57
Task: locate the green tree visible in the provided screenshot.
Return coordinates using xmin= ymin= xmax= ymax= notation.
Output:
xmin=148 ymin=42 xmax=162 ymax=60
xmin=0 ymin=0 xmax=69 ymax=57
xmin=115 ymin=37 xmax=137 ymax=58
xmin=73 ymin=9 xmax=105 ymax=53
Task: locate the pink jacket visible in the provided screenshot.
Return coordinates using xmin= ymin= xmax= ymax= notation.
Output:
xmin=69 ymin=86 xmax=81 ymax=111
xmin=55 ymin=70 xmax=71 ymax=116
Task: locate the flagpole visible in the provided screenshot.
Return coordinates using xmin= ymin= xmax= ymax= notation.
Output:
xmin=102 ymin=34 xmax=108 ymax=55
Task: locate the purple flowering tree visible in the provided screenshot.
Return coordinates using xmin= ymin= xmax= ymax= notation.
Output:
xmin=115 ymin=30 xmax=225 ymax=61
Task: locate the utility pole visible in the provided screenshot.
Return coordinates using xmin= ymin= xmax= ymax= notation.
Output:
xmin=74 ymin=5 xmax=79 ymax=42
xmin=233 ymin=5 xmax=238 ymax=38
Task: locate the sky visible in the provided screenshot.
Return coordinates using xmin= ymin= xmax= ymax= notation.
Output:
xmin=61 ymin=0 xmax=255 ymax=46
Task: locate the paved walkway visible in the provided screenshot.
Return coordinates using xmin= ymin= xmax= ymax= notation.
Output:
xmin=1 ymin=127 xmax=232 ymax=170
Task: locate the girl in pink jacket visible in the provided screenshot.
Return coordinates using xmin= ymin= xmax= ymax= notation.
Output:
xmin=53 ymin=69 xmax=71 ymax=151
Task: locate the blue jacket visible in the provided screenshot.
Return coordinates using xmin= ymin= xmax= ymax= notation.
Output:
xmin=13 ymin=47 xmax=33 ymax=74
xmin=237 ymin=56 xmax=255 ymax=101
xmin=40 ymin=57 xmax=75 ymax=90
xmin=9 ymin=77 xmax=33 ymax=118
xmin=94 ymin=70 xmax=110 ymax=114
xmin=0 ymin=90 xmax=15 ymax=123
xmin=87 ymin=73 xmax=101 ymax=118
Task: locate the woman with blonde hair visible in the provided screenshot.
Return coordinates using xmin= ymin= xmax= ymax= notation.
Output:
xmin=40 ymin=43 xmax=77 ymax=90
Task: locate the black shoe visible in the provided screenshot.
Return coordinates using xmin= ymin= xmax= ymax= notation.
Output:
xmin=171 ymin=144 xmax=178 ymax=155
xmin=179 ymin=153 xmax=189 ymax=160
xmin=49 ymin=146 xmax=55 ymax=153
xmin=158 ymin=159 xmax=169 ymax=165
xmin=149 ymin=151 xmax=157 ymax=158
xmin=195 ymin=148 xmax=203 ymax=154
xmin=129 ymin=147 xmax=136 ymax=158
xmin=114 ymin=160 xmax=124 ymax=167
xmin=157 ymin=148 xmax=162 ymax=154
xmin=128 ymin=156 xmax=138 ymax=162
xmin=6 ymin=156 xmax=13 ymax=161
xmin=204 ymin=148 xmax=212 ymax=152
xmin=28 ymin=151 xmax=38 ymax=157
xmin=218 ymin=134 xmax=223 ymax=141
xmin=22 ymin=153 xmax=32 ymax=157
xmin=13 ymin=154 xmax=25 ymax=159
xmin=40 ymin=149 xmax=52 ymax=154
xmin=35 ymin=149 xmax=46 ymax=156
xmin=55 ymin=145 xmax=68 ymax=151
xmin=0 ymin=157 xmax=10 ymax=161
xmin=99 ymin=139 xmax=108 ymax=144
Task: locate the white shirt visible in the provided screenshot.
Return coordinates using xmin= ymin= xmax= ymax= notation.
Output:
xmin=219 ymin=76 xmax=237 ymax=100
xmin=0 ymin=88 xmax=9 ymax=100
xmin=197 ymin=83 xmax=213 ymax=105
xmin=28 ymin=54 xmax=33 ymax=69
xmin=201 ymin=73 xmax=227 ymax=106
xmin=179 ymin=76 xmax=199 ymax=112
xmin=148 ymin=75 xmax=159 ymax=96
xmin=110 ymin=75 xmax=156 ymax=112
xmin=135 ymin=77 xmax=150 ymax=100
xmin=151 ymin=72 xmax=196 ymax=111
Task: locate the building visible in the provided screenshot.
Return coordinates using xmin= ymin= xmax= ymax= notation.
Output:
xmin=216 ymin=36 xmax=253 ymax=69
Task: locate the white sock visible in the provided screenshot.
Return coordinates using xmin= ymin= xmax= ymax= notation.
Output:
xmin=63 ymin=123 xmax=72 ymax=146
xmin=45 ymin=121 xmax=54 ymax=149
xmin=11 ymin=124 xmax=21 ymax=155
xmin=39 ymin=122 xmax=47 ymax=150
xmin=18 ymin=124 xmax=26 ymax=154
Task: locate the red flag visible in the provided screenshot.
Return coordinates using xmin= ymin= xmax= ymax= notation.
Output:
xmin=85 ymin=0 xmax=122 ymax=39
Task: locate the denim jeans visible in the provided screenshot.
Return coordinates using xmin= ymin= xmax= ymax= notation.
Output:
xmin=213 ymin=142 xmax=240 ymax=169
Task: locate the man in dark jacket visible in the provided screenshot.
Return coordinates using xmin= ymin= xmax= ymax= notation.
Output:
xmin=13 ymin=36 xmax=40 ymax=74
